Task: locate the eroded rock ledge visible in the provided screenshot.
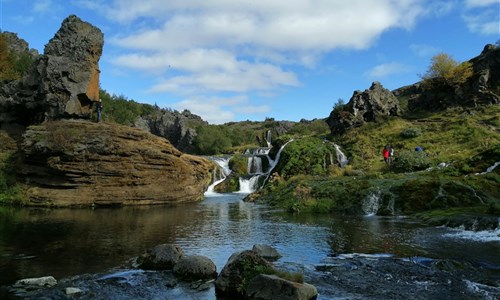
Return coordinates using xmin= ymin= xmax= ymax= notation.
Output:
xmin=20 ymin=119 xmax=213 ymax=206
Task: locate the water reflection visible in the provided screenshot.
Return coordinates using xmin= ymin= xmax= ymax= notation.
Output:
xmin=1 ymin=193 xmax=499 ymax=291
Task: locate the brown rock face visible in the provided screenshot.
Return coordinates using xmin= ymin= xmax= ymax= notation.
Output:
xmin=20 ymin=120 xmax=214 ymax=206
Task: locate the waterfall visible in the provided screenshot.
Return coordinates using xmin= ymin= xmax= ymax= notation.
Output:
xmin=475 ymin=161 xmax=500 ymax=175
xmin=323 ymin=140 xmax=348 ymax=167
xmin=237 ymin=175 xmax=262 ymax=193
xmin=265 ymin=130 xmax=272 ymax=148
xmin=247 ymin=156 xmax=263 ymax=174
xmin=205 ymin=156 xmax=231 ymax=196
xmin=259 ymin=139 xmax=294 ymax=189
xmin=362 ymin=190 xmax=381 ymax=216
xmin=333 ymin=143 xmax=349 ymax=168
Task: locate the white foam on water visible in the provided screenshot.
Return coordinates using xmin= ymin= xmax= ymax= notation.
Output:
xmin=443 ymin=226 xmax=500 ymax=242
xmin=337 ymin=253 xmax=394 ymax=259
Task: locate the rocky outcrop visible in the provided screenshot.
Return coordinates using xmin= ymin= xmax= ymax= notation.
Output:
xmin=20 ymin=120 xmax=213 ymax=206
xmin=394 ymin=44 xmax=500 ymax=111
xmin=1 ymin=31 xmax=39 ymax=58
xmin=0 ymin=15 xmax=103 ymax=127
xmin=134 ymin=109 xmax=207 ymax=153
xmin=326 ymin=81 xmax=401 ymax=134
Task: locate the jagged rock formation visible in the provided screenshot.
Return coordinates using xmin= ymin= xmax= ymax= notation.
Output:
xmin=0 ymin=15 xmax=103 ymax=127
xmin=326 ymin=81 xmax=401 ymax=134
xmin=393 ymin=44 xmax=500 ymax=111
xmin=20 ymin=120 xmax=213 ymax=206
xmin=1 ymin=31 xmax=39 ymax=58
xmin=134 ymin=109 xmax=207 ymax=153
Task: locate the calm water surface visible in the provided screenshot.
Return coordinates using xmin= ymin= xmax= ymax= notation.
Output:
xmin=1 ymin=193 xmax=499 ymax=296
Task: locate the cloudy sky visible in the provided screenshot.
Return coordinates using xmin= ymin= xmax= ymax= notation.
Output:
xmin=2 ymin=0 xmax=498 ymax=123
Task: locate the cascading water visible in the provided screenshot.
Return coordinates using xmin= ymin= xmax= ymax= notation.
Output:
xmin=265 ymin=130 xmax=272 ymax=148
xmin=237 ymin=176 xmax=262 ymax=194
xmin=333 ymin=144 xmax=349 ymax=168
xmin=323 ymin=140 xmax=348 ymax=167
xmin=362 ymin=190 xmax=381 ymax=216
xmin=205 ymin=156 xmax=231 ymax=196
xmin=247 ymin=156 xmax=263 ymax=174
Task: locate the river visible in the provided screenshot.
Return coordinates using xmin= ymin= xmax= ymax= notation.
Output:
xmin=1 ymin=193 xmax=499 ymax=299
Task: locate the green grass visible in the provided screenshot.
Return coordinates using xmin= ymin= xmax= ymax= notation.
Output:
xmin=337 ymin=105 xmax=500 ymax=174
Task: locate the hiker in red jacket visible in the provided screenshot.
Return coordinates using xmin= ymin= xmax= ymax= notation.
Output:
xmin=383 ymin=145 xmax=391 ymax=165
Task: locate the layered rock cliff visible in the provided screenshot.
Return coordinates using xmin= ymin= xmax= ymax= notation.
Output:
xmin=20 ymin=120 xmax=213 ymax=206
xmin=0 ymin=15 xmax=215 ymax=207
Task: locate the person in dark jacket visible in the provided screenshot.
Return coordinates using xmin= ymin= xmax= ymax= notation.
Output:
xmin=95 ymin=99 xmax=103 ymax=122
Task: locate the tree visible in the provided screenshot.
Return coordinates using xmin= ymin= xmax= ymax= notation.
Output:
xmin=421 ymin=53 xmax=473 ymax=85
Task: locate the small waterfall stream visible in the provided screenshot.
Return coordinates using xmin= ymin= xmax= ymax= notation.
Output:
xmin=362 ymin=190 xmax=381 ymax=216
xmin=205 ymin=156 xmax=231 ymax=196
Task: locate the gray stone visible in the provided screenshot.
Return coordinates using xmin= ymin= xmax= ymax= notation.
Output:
xmin=252 ymin=244 xmax=282 ymax=260
xmin=64 ymin=287 xmax=83 ymax=295
xmin=14 ymin=276 xmax=57 ymax=287
xmin=138 ymin=244 xmax=184 ymax=270
xmin=245 ymin=274 xmax=318 ymax=300
xmin=173 ymin=255 xmax=217 ymax=281
xmin=327 ymin=81 xmax=401 ymax=134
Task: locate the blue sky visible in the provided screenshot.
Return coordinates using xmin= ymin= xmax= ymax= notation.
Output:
xmin=1 ymin=0 xmax=498 ymax=124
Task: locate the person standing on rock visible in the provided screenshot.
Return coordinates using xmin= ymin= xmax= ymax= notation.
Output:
xmin=95 ymin=98 xmax=103 ymax=122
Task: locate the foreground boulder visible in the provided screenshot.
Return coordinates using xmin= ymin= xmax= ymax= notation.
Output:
xmin=215 ymin=250 xmax=273 ymax=297
xmin=20 ymin=120 xmax=213 ymax=206
xmin=246 ymin=274 xmax=318 ymax=300
xmin=138 ymin=244 xmax=184 ymax=270
xmin=215 ymin=249 xmax=318 ymax=299
xmin=173 ymin=255 xmax=217 ymax=281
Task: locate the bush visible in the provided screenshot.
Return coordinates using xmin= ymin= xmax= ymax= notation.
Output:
xmin=393 ymin=150 xmax=431 ymax=172
xmin=420 ymin=53 xmax=473 ymax=86
xmin=400 ymin=127 xmax=422 ymax=139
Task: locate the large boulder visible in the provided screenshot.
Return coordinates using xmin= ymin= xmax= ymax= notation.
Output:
xmin=138 ymin=244 xmax=184 ymax=270
xmin=173 ymin=255 xmax=217 ymax=281
xmin=0 ymin=15 xmax=103 ymax=127
xmin=246 ymin=274 xmax=318 ymax=300
xmin=327 ymin=81 xmax=401 ymax=134
xmin=215 ymin=250 xmax=274 ymax=297
xmin=20 ymin=120 xmax=214 ymax=206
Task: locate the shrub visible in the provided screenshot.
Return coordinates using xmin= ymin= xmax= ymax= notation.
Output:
xmin=420 ymin=53 xmax=473 ymax=86
xmin=400 ymin=127 xmax=422 ymax=139
xmin=392 ymin=150 xmax=431 ymax=172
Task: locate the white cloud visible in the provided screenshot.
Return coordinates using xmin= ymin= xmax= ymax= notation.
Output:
xmin=465 ymin=0 xmax=499 ymax=8
xmin=463 ymin=9 xmax=500 ymax=35
xmin=364 ymin=62 xmax=410 ymax=78
xmin=94 ymin=0 xmax=439 ymax=122
xmin=171 ymin=95 xmax=270 ymax=124
xmin=410 ymin=44 xmax=442 ymax=57
xmin=33 ymin=0 xmax=52 ymax=13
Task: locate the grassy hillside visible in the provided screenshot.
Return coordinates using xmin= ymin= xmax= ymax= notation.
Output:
xmin=251 ymin=104 xmax=500 ymax=220
xmin=338 ymin=105 xmax=500 ymax=174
